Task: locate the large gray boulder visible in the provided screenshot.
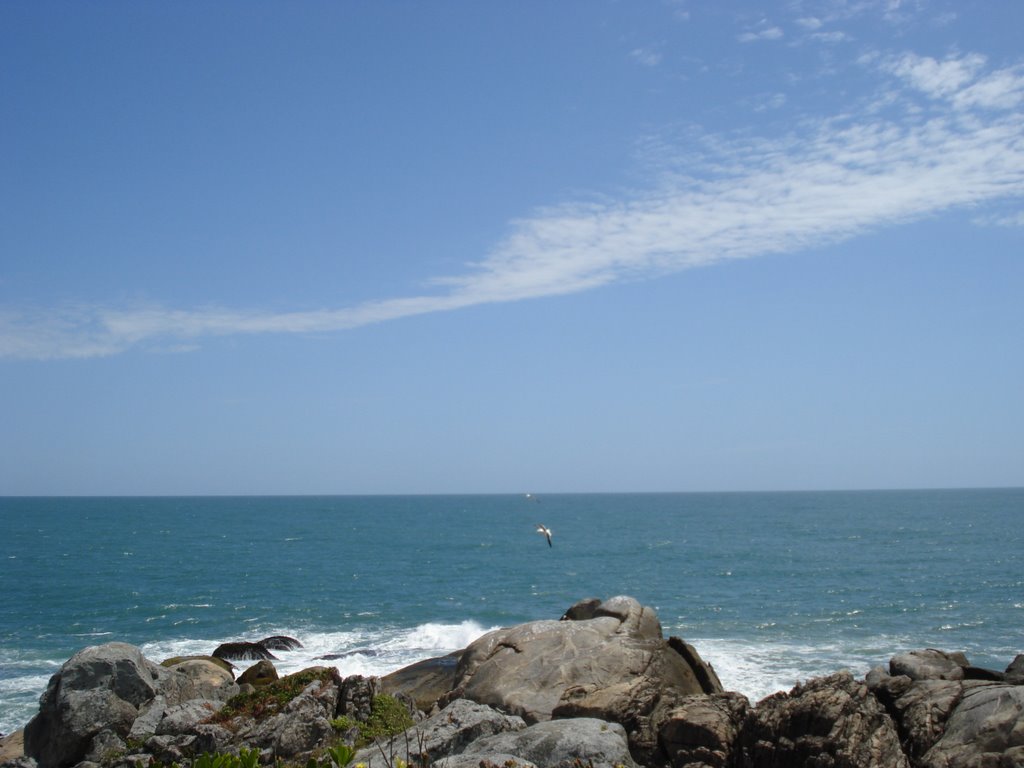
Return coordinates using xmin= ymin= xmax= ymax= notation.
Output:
xmin=459 ymin=718 xmax=638 ymax=768
xmin=737 ymin=671 xmax=910 ymax=768
xmin=353 ymin=699 xmax=526 ymax=768
xmin=891 ymin=649 xmax=970 ymax=682
xmin=920 ymin=683 xmax=1024 ymax=767
xmin=24 ymin=643 xmax=195 ymax=768
xmin=448 ymin=596 xmax=719 ymax=765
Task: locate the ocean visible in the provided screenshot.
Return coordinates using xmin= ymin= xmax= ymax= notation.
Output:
xmin=1 ymin=490 xmax=1022 ymax=736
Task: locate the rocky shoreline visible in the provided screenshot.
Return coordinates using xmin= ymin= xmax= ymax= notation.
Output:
xmin=3 ymin=596 xmax=1022 ymax=768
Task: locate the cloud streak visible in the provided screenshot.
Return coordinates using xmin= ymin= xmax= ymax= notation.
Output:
xmin=3 ymin=50 xmax=1024 ymax=361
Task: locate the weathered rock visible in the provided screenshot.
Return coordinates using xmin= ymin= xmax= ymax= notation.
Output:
xmin=161 ymin=659 xmax=237 ymax=699
xmin=886 ymin=678 xmax=965 ymax=760
xmin=382 ymin=651 xmax=463 ymax=712
xmin=244 ymin=690 xmax=334 ymax=758
xmin=237 ymin=659 xmax=278 ymax=687
xmin=337 ymin=675 xmax=382 ymax=722
xmin=922 ymin=682 xmax=1024 ymax=768
xmin=461 ymin=718 xmax=638 ymax=768
xmin=434 ymin=754 xmax=537 ymax=768
xmin=737 ymin=671 xmax=909 ymax=768
xmin=189 ymin=723 xmax=234 ymax=755
xmin=452 ymin=598 xmax=716 ymax=765
xmin=353 ymin=699 xmax=526 ymax=768
xmin=82 ymin=730 xmax=125 ymax=765
xmin=658 ymin=693 xmax=749 ymax=768
xmin=452 ymin=596 xmax=719 ymax=765
xmin=1006 ymin=655 xmax=1024 ymax=685
xmin=24 ymin=643 xmax=180 ymax=768
xmin=212 ymin=642 xmax=277 ymax=661
xmin=142 ymin=735 xmax=195 ymax=766
xmin=667 ymin=636 xmax=724 ymax=695
xmin=153 ymin=699 xmax=224 ymax=737
xmin=891 ymin=649 xmax=969 ymax=681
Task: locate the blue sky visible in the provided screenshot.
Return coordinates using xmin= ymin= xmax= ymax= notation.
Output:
xmin=1 ymin=1 xmax=1022 ymax=495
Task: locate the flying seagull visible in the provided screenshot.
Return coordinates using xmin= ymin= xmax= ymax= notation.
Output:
xmin=536 ymin=524 xmax=553 ymax=547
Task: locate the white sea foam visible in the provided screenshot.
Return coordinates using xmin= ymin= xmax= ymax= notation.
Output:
xmin=138 ymin=620 xmax=497 ymax=681
xmin=692 ymin=638 xmax=893 ymax=703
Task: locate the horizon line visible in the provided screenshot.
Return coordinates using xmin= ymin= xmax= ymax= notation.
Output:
xmin=2 ymin=485 xmax=1022 ymax=499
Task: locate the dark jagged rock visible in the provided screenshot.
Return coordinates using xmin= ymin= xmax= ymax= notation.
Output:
xmin=737 ymin=671 xmax=910 ymax=768
xmin=560 ymin=597 xmax=602 ymax=621
xmin=658 ymin=692 xmax=748 ymax=768
xmin=212 ymin=641 xmax=278 ymax=661
xmin=962 ymin=665 xmax=1004 ymax=681
xmin=257 ymin=635 xmax=303 ymax=651
xmin=1005 ymin=654 xmax=1024 ymax=685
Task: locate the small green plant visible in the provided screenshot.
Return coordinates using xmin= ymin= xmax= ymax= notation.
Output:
xmin=193 ymin=753 xmax=236 ymax=768
xmin=189 ymin=748 xmax=262 ymax=768
xmin=325 ymin=745 xmax=357 ymax=768
xmin=329 ymin=694 xmax=414 ymax=748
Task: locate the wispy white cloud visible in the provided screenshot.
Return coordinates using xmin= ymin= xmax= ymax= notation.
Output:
xmin=973 ymin=210 xmax=1024 ymax=228
xmin=874 ymin=51 xmax=1024 ymax=110
xmin=3 ymin=49 xmax=1024 ymax=361
xmin=809 ymin=30 xmax=851 ymax=44
xmin=629 ymin=47 xmax=663 ymax=67
xmin=876 ymin=51 xmax=987 ymax=99
xmin=750 ymin=92 xmax=788 ymax=112
xmin=738 ymin=25 xmax=785 ymax=43
xmin=795 ymin=16 xmax=823 ymax=30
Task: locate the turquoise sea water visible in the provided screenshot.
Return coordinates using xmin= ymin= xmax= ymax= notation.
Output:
xmin=1 ymin=490 xmax=1022 ymax=735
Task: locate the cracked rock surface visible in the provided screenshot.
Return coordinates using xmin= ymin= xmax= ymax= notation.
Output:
xmin=446 ymin=596 xmax=722 ymax=766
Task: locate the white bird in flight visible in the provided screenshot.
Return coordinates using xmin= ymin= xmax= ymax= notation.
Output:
xmin=536 ymin=524 xmax=553 ymax=547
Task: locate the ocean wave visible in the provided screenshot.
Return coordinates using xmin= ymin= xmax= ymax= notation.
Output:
xmin=137 ymin=620 xmax=497 ymax=681
xmin=690 ymin=637 xmax=893 ymax=704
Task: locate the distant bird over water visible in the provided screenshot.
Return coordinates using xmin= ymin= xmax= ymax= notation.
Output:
xmin=525 ymin=493 xmax=539 ymax=502
xmin=536 ymin=524 xmax=553 ymax=547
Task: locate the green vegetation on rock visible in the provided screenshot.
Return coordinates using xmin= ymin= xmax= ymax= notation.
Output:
xmin=330 ymin=694 xmax=415 ymax=747
xmin=212 ymin=667 xmax=340 ymax=723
